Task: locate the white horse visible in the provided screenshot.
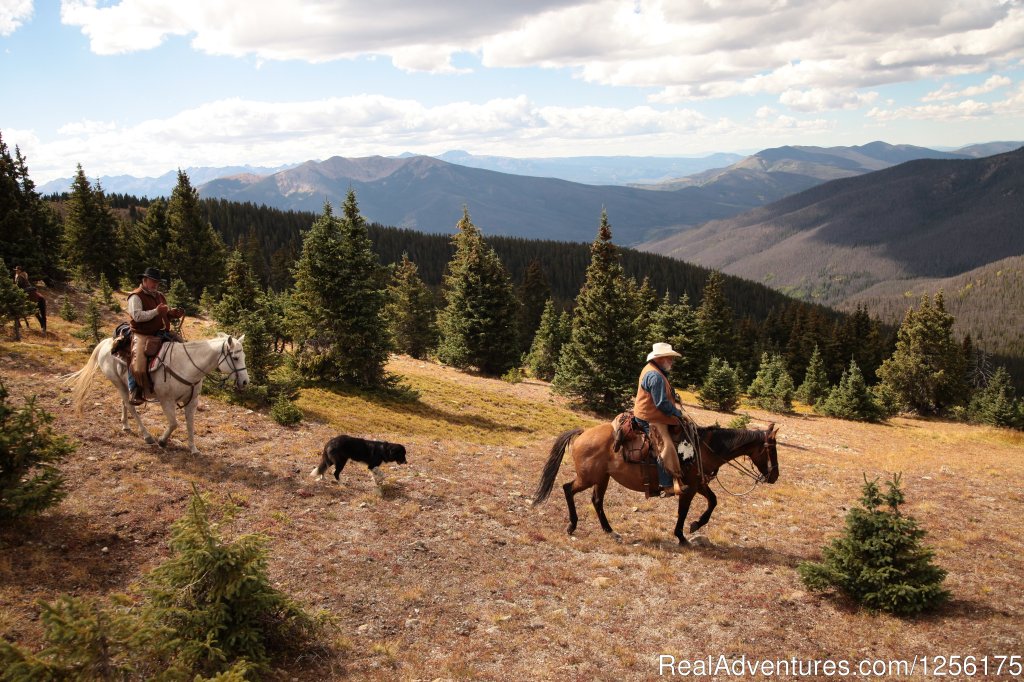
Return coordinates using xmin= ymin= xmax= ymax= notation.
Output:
xmin=66 ymin=333 xmax=249 ymax=455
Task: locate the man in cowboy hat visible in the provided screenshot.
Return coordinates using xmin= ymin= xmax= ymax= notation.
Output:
xmin=126 ymin=267 xmax=184 ymax=405
xmin=13 ymin=264 xmax=47 ymax=333
xmin=633 ymin=342 xmax=692 ymax=496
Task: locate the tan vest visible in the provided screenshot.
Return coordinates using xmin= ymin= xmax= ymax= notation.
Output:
xmin=634 ymin=362 xmax=679 ymax=425
xmin=128 ymin=287 xmax=169 ymax=335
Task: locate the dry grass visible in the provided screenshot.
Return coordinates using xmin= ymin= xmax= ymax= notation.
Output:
xmin=0 ymin=312 xmax=1022 ymax=680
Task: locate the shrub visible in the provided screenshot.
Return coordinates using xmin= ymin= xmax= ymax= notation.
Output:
xmin=747 ymin=352 xmax=794 ymax=413
xmin=727 ymin=413 xmax=751 ymax=429
xmin=697 ymin=356 xmax=741 ymax=412
xmin=0 ymin=489 xmax=327 ymax=677
xmin=167 ymin=278 xmax=199 ymax=317
xmin=58 ymin=297 xmax=78 ymax=322
xmin=0 ymin=380 xmax=75 ymax=522
xmin=968 ymin=366 xmax=1022 ymax=429
xmin=816 ymin=359 xmax=884 ymax=422
xmin=798 ymin=474 xmax=949 ymax=615
xmin=270 ymin=394 xmax=303 ymax=426
xmin=501 ymin=367 xmax=525 ymax=384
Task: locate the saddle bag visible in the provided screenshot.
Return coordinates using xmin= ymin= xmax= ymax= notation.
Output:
xmin=143 ymin=336 xmax=163 ymax=358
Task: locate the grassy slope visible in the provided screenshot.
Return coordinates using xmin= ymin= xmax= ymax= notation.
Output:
xmin=1 ymin=288 xmax=1022 ymax=680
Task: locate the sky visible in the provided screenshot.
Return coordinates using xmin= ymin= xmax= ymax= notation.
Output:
xmin=1 ymin=0 xmax=1022 ymax=184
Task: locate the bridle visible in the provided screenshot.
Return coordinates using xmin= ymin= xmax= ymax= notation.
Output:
xmin=712 ymin=431 xmax=776 ymax=497
xmin=160 ymin=337 xmax=247 ymax=407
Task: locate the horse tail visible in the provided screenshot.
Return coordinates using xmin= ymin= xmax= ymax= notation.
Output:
xmin=67 ymin=339 xmax=106 ymax=415
xmin=532 ymin=428 xmax=583 ymax=506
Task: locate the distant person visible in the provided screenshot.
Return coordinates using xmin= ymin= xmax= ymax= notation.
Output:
xmin=13 ymin=264 xmax=46 ymax=333
xmin=126 ymin=267 xmax=184 ymax=404
xmin=633 ymin=342 xmax=692 ymax=496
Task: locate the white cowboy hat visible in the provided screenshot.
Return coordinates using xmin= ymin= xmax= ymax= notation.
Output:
xmin=647 ymin=342 xmax=682 ymax=362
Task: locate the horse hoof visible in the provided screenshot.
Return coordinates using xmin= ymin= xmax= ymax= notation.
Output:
xmin=612 ymin=533 xmax=622 ymax=543
xmin=190 ymin=449 xmax=201 ymax=456
xmin=565 ymin=524 xmax=577 ymax=535
xmin=157 ymin=439 xmax=167 ymax=448
xmin=689 ymin=522 xmax=702 ymax=533
xmin=144 ymin=436 xmax=156 ymax=444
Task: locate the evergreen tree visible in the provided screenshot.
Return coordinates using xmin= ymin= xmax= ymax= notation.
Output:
xmin=817 ymin=359 xmax=884 ymax=422
xmin=98 ymin=273 xmax=114 ymax=304
xmin=58 ymin=296 xmax=77 ymax=322
xmin=213 ymin=250 xmax=262 ymax=328
xmin=384 ymin=253 xmax=437 ymax=359
xmin=796 ymin=344 xmax=830 ymax=405
xmin=62 ymin=165 xmax=120 ymax=283
xmin=0 ymin=138 xmax=64 ymax=283
xmin=632 ymin=275 xmax=659 ymax=349
xmin=0 ymin=379 xmax=75 ymax=521
xmin=166 ymin=278 xmax=199 ymax=317
xmin=747 ymin=352 xmax=795 ymax=413
xmin=525 ymin=299 xmax=567 ymax=381
xmin=695 ymin=271 xmax=736 ymax=378
xmin=553 ymin=211 xmax=645 ymax=413
xmin=649 ymin=292 xmax=702 ymax=388
xmin=143 ymin=490 xmax=322 ymax=676
xmin=0 ymin=258 xmax=35 ymax=340
xmin=876 ymin=293 xmax=966 ymax=415
xmin=436 ymin=208 xmax=520 ymax=375
xmin=515 ymin=259 xmax=551 ymax=355
xmin=291 ymin=194 xmax=392 ymax=387
xmin=82 ymin=296 xmax=103 ymax=345
xmin=799 ymin=474 xmax=949 ymax=615
xmin=968 ymin=366 xmax=1021 ymax=429
xmin=165 ymin=171 xmax=226 ymax=300
xmin=697 ymin=356 xmax=742 ymax=412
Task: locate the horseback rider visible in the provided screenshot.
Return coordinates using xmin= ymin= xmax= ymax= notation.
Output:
xmin=126 ymin=267 xmax=184 ymax=405
xmin=13 ymin=264 xmax=46 ymax=333
xmin=634 ymin=342 xmax=693 ymax=496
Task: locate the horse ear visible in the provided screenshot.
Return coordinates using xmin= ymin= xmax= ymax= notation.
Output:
xmin=236 ymin=334 xmax=245 ymax=343
xmin=768 ymin=423 xmax=779 ymax=437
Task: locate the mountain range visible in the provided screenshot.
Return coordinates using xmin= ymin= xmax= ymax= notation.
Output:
xmin=641 ymin=146 xmax=1024 ymax=335
xmin=37 ymin=164 xmax=298 ymax=198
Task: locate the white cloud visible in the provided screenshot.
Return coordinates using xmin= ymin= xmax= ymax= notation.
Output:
xmin=868 ymin=81 xmax=1024 ymax=120
xmin=0 ymin=0 xmax=33 ymax=36
xmin=779 ymin=88 xmax=879 ymax=113
xmin=922 ymin=74 xmax=1013 ymax=101
xmin=58 ymin=1 xmax=1024 ymax=94
xmin=14 ymin=94 xmax=841 ymax=183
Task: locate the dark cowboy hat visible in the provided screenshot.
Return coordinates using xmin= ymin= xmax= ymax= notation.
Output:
xmin=137 ymin=267 xmax=166 ymax=283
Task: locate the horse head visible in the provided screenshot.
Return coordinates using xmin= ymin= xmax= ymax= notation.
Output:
xmin=217 ymin=334 xmax=250 ymax=389
xmin=752 ymin=422 xmax=780 ymax=484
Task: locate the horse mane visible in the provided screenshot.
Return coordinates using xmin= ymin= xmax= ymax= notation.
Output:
xmin=698 ymin=426 xmax=764 ymax=453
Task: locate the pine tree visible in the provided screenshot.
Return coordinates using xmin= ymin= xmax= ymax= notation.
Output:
xmin=58 ymin=296 xmax=77 ymax=322
xmin=968 ymin=366 xmax=1021 ymax=429
xmin=553 ymin=211 xmax=645 ymax=413
xmin=697 ymin=356 xmax=742 ymax=412
xmin=525 ymin=299 xmax=567 ymax=381
xmin=649 ymin=292 xmax=702 ymax=388
xmin=290 ymin=194 xmax=392 ymax=387
xmin=62 ymin=165 xmax=121 ymax=283
xmin=0 ymin=379 xmax=75 ymax=521
xmin=876 ymin=292 xmax=966 ymax=415
xmin=167 ymin=278 xmax=198 ymax=317
xmin=799 ymin=474 xmax=950 ymax=615
xmin=515 ymin=259 xmax=550 ymax=356
xmin=213 ymin=250 xmax=262 ymax=328
xmin=82 ymin=295 xmax=103 ymax=345
xmin=796 ymin=344 xmax=830 ymax=405
xmin=0 ymin=137 xmax=63 ymax=282
xmin=98 ymin=273 xmax=114 ymax=304
xmin=143 ymin=489 xmax=322 ymax=676
xmin=695 ymin=271 xmax=736 ymax=378
xmin=816 ymin=359 xmax=884 ymax=422
xmin=384 ymin=253 xmax=437 ymax=359
xmin=436 ymin=207 xmax=520 ymax=375
xmin=747 ymin=352 xmax=795 ymax=413
xmin=165 ymin=171 xmax=226 ymax=300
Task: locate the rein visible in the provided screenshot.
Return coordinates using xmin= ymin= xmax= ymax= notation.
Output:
xmin=705 ymin=433 xmax=774 ymax=497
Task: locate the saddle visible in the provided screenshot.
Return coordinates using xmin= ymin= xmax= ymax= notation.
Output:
xmin=611 ymin=411 xmax=663 ymax=498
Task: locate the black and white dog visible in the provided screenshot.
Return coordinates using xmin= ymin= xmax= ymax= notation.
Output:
xmin=310 ymin=434 xmax=407 ymax=488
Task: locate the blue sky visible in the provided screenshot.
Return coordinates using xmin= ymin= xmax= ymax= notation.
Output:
xmin=2 ymin=0 xmax=1022 ymax=183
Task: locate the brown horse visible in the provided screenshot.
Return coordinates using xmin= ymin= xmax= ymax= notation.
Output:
xmin=533 ymin=422 xmax=780 ymax=545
